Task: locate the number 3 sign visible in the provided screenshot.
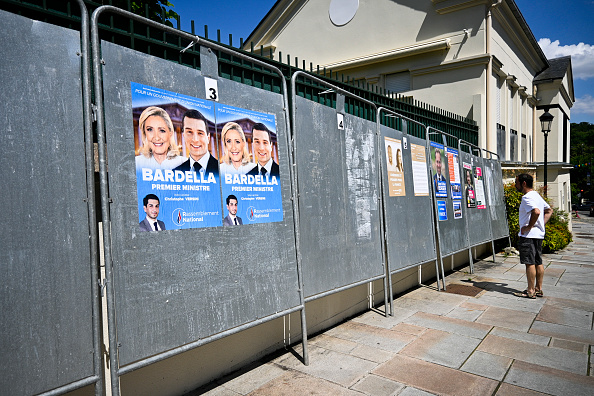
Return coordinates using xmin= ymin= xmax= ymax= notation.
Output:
xmin=204 ymin=77 xmax=219 ymax=102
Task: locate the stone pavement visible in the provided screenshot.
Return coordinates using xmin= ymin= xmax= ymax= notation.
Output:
xmin=189 ymin=218 xmax=594 ymax=396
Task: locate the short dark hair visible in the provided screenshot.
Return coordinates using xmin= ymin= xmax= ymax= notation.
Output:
xmin=517 ymin=173 xmax=533 ymax=188
xmin=226 ymin=194 xmax=238 ymax=205
xmin=251 ymin=123 xmax=270 ymax=137
xmin=183 ymin=109 xmax=208 ymax=129
xmin=143 ymin=194 xmax=160 ymax=206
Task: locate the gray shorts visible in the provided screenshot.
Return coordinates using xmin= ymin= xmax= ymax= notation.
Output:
xmin=518 ymin=237 xmax=543 ymax=265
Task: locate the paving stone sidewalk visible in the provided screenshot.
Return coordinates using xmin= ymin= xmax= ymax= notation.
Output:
xmin=189 ymin=219 xmax=594 ymax=396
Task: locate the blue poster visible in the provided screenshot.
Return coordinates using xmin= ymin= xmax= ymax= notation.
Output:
xmin=453 ymin=200 xmax=462 ymax=219
xmin=132 ymin=82 xmax=222 ymax=231
xmin=437 ymin=200 xmax=448 ymax=221
xmin=216 ymin=103 xmax=283 ymax=226
xmin=445 ymin=147 xmax=462 ymax=200
xmin=430 ymin=142 xmax=448 ymax=198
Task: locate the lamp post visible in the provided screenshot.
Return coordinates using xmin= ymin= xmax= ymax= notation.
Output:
xmin=539 ymin=109 xmax=554 ymax=196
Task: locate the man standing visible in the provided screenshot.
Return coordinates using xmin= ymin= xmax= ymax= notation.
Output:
xmin=174 ymin=109 xmax=219 ymax=176
xmin=247 ymin=123 xmax=279 ymax=178
xmin=223 ymin=195 xmax=243 ymax=226
xmin=514 ymin=173 xmax=552 ymax=299
xmin=139 ymin=194 xmax=166 ymax=232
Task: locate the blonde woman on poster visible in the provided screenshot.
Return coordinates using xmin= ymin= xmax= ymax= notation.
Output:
xmin=219 ymin=122 xmax=255 ymax=174
xmin=135 ymin=106 xmax=185 ymax=169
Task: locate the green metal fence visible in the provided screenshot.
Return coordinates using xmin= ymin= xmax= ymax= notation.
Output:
xmin=1 ymin=0 xmax=478 ymax=144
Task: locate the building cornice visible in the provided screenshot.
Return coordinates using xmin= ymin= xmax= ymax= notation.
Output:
xmin=492 ymin=5 xmax=547 ymax=72
xmin=432 ymin=0 xmax=489 ymax=15
xmin=321 ymin=38 xmax=451 ymax=71
xmin=410 ymin=53 xmax=491 ymax=76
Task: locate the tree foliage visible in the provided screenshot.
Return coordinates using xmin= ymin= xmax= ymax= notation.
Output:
xmin=570 ymin=122 xmax=594 ymax=203
xmin=504 ymin=183 xmax=572 ymax=253
xmin=109 ymin=0 xmax=179 ymax=27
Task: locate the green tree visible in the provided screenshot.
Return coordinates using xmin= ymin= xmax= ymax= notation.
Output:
xmin=570 ymin=122 xmax=594 ymax=203
xmin=109 ymin=1 xmax=179 ymax=27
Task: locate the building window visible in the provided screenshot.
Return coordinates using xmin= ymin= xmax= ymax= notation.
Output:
xmin=497 ymin=123 xmax=506 ymax=160
xmin=510 ymin=129 xmax=518 ymax=161
xmin=385 ymin=71 xmax=411 ymax=94
xmin=521 ymin=133 xmax=527 ymax=162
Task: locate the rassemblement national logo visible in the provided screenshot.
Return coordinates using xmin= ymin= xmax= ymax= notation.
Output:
xmin=246 ymin=206 xmax=255 ymax=222
xmin=172 ymin=208 xmax=184 ymax=226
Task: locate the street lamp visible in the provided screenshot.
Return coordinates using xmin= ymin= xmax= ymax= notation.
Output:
xmin=539 ymin=109 xmax=554 ymax=196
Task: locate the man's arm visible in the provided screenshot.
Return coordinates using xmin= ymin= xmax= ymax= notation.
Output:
xmin=521 ymin=208 xmax=541 ymax=235
xmin=543 ymin=207 xmax=553 ymax=225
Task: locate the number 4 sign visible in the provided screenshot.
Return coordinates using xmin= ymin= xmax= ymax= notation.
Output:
xmin=337 ymin=113 xmax=344 ymax=130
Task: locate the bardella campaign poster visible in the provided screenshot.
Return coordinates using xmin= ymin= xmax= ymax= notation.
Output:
xmin=216 ymin=104 xmax=283 ymax=225
xmin=132 ymin=82 xmax=222 ymax=230
xmin=132 ymin=82 xmax=283 ymax=232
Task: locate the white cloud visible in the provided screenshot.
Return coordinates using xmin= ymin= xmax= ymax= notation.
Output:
xmin=538 ymin=38 xmax=594 ymax=80
xmin=573 ymin=94 xmax=594 ymax=115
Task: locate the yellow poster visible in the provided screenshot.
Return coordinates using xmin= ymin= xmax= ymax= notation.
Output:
xmin=384 ymin=137 xmax=405 ymax=197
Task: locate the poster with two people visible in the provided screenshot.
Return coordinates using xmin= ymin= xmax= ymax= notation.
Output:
xmin=132 ymin=82 xmax=283 ymax=232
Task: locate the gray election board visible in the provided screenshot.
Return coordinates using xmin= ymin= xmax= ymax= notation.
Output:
xmin=0 ymin=11 xmax=95 ymax=395
xmin=294 ymin=96 xmax=383 ymax=298
xmin=432 ymin=143 xmax=468 ymax=257
xmin=101 ymin=41 xmax=300 ymax=366
xmin=380 ymin=125 xmax=436 ymax=272
xmin=460 ymin=152 xmax=492 ymax=246
xmin=484 ymin=158 xmax=509 ymax=240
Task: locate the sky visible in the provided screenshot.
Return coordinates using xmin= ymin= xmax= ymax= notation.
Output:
xmin=170 ymin=0 xmax=594 ymax=124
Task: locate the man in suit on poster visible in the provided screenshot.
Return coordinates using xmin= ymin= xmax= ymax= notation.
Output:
xmin=433 ymin=148 xmax=446 ymax=182
xmin=247 ymin=123 xmax=280 ymax=178
xmin=174 ymin=109 xmax=219 ymax=176
xmin=139 ymin=194 xmax=166 ymax=232
xmin=223 ymin=195 xmax=243 ymax=226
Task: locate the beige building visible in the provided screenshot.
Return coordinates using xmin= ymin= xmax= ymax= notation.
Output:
xmin=245 ymin=0 xmax=574 ymax=211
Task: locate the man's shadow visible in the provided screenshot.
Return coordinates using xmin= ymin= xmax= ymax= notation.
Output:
xmin=460 ymin=279 xmax=520 ymax=296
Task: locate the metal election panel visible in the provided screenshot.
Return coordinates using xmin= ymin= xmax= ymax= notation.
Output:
xmin=100 ymin=41 xmax=301 ymax=366
xmin=0 ymin=11 xmax=95 ymax=395
xmin=460 ymin=151 xmax=492 ymax=246
xmin=293 ymin=96 xmax=383 ymax=298
xmin=379 ymin=124 xmax=436 ymax=272
xmin=484 ymin=158 xmax=509 ymax=240
xmin=430 ymin=142 xmax=468 ymax=258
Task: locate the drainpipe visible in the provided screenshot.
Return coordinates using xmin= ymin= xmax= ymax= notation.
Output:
xmin=486 ymin=0 xmax=503 ymax=152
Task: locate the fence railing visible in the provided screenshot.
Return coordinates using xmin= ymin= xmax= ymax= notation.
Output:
xmin=0 ymin=0 xmax=478 ymax=144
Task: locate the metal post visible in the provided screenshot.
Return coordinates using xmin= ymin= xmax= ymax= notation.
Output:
xmin=544 ymin=131 xmax=548 ymax=197
xmin=74 ymin=0 xmax=104 ymax=394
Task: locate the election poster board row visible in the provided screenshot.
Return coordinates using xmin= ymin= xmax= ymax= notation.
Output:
xmin=132 ymin=82 xmax=283 ymax=233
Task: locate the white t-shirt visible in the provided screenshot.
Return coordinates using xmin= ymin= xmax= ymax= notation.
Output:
xmin=518 ymin=190 xmax=550 ymax=239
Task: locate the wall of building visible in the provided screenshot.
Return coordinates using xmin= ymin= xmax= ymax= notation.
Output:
xmin=259 ymin=1 xmax=486 ymax=68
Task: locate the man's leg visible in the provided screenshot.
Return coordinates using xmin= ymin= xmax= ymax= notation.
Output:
xmin=534 ymin=239 xmax=544 ymax=295
xmin=518 ymin=237 xmax=537 ymax=297
xmin=535 ymin=264 xmax=544 ymax=294
xmin=525 ymin=264 xmax=536 ymax=295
